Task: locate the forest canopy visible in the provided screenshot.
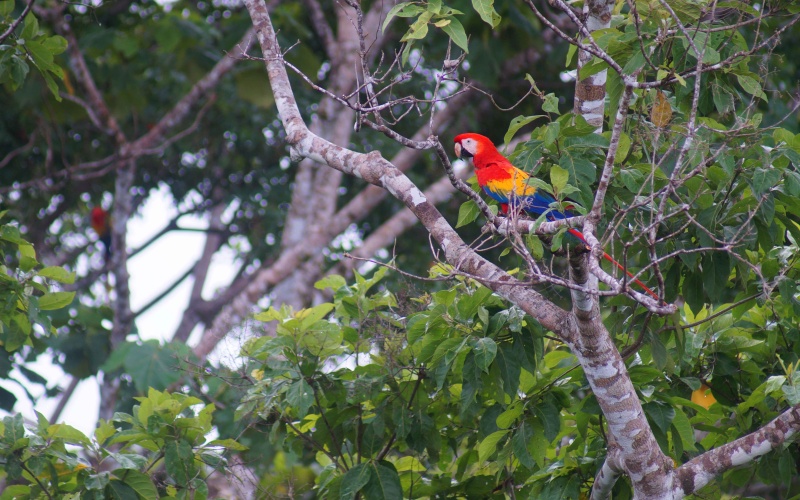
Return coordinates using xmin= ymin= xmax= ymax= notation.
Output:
xmin=1 ymin=0 xmax=800 ymax=498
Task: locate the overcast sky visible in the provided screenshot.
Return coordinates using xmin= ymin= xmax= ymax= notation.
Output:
xmin=5 ymin=186 xmax=240 ymax=436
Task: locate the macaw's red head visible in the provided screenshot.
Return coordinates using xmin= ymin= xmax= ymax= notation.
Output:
xmin=453 ymin=133 xmax=506 ymax=169
xmin=91 ymin=207 xmax=108 ymax=228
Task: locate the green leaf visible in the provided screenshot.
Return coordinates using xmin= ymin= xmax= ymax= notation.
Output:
xmin=400 ymin=11 xmax=433 ymax=42
xmin=782 ymin=384 xmax=800 ymax=405
xmin=477 ymin=430 xmax=507 ymax=462
xmin=0 ymin=0 xmax=14 ymax=16
xmin=108 ymin=453 xmax=148 ymax=469
xmin=671 ymin=408 xmax=696 ymax=452
xmin=471 ymin=0 xmax=500 ymax=27
xmin=495 ymin=342 xmax=521 ymax=396
xmin=750 ymin=167 xmax=780 ymax=197
xmin=0 ymin=486 xmax=31 ymax=500
xmin=456 ymin=200 xmax=481 ymax=228
xmin=208 ymin=438 xmax=248 ymax=451
xmin=712 ymin=78 xmax=734 ymax=115
xmin=550 ymin=165 xmax=569 ymax=193
xmin=42 ymin=35 xmax=68 ymax=56
xmin=116 ymin=470 xmax=158 ymax=500
xmin=736 ymin=74 xmax=767 ymax=101
xmin=473 ymin=337 xmax=497 ymax=372
xmin=785 ymin=170 xmax=800 ymax=199
xmin=440 ymin=16 xmax=468 ymax=53
xmin=340 ymin=463 xmax=371 ymax=500
xmin=123 ymin=341 xmax=182 ymax=392
xmin=165 ymin=439 xmax=194 ymax=486
xmin=38 ymin=266 xmax=76 ymax=284
xmin=543 ymin=121 xmax=561 ymax=147
xmin=38 ymin=291 xmax=74 ymax=310
xmin=362 ymin=462 xmax=403 ymax=500
xmin=8 ymin=56 xmax=30 ymax=89
xmin=46 ymin=423 xmax=90 ymax=446
xmin=298 ymin=303 xmax=334 ymax=330
xmin=643 ymin=402 xmax=675 ymax=434
xmin=613 ymin=132 xmax=631 ymax=164
xmin=535 ymin=400 xmax=561 ymax=442
xmin=26 ymin=40 xmax=58 ymax=73
xmin=21 ymin=12 xmax=39 ymax=41
xmin=565 ymin=43 xmax=577 ymax=67
xmin=399 ymin=39 xmax=415 ymax=66
xmin=526 ymin=234 xmax=543 ymax=259
xmin=703 ymin=253 xmax=731 ymax=302
xmin=394 ymin=456 xmax=424 ymax=473
xmin=495 ymin=401 xmax=523 ymax=429
xmin=503 ymin=115 xmax=544 ymax=145
xmin=287 ymin=379 xmax=314 ymax=418
xmin=315 ymin=274 xmax=347 ymax=291
xmin=427 ymin=336 xmax=465 ymax=367
xmin=511 ymin=422 xmax=536 ymax=469
xmin=578 ymin=57 xmax=608 ymax=81
xmin=685 ymin=32 xmax=720 ymax=65
xmin=18 ymin=242 xmax=36 ymax=271
xmin=460 ymin=352 xmax=482 ymax=418
xmin=683 ymin=271 xmax=704 ymax=314
xmin=542 ymin=93 xmax=559 ymax=114
xmin=85 ymin=472 xmax=110 ymax=490
xmin=299 ymin=320 xmax=343 ymax=356
xmin=381 ymin=2 xmax=424 ymax=32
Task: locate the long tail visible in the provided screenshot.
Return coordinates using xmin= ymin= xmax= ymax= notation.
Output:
xmin=567 ymin=228 xmax=659 ymax=301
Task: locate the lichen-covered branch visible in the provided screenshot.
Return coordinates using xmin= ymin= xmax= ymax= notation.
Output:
xmin=673 ymin=404 xmax=800 ymax=497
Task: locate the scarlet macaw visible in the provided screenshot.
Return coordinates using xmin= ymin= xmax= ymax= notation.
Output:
xmin=453 ymin=132 xmax=658 ymax=300
xmin=90 ymin=207 xmax=112 ymax=261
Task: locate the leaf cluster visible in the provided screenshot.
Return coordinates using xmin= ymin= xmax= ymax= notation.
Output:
xmin=0 ymin=389 xmax=243 ymax=499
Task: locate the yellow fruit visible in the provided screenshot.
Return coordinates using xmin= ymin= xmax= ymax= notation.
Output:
xmin=691 ymin=384 xmax=717 ymax=410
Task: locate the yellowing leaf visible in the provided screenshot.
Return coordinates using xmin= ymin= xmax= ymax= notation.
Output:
xmin=691 ymin=384 xmax=717 ymax=410
xmin=651 ymin=91 xmax=672 ymax=128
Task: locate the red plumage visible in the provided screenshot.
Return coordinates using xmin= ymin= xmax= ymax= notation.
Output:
xmin=90 ymin=207 xmax=112 ymax=260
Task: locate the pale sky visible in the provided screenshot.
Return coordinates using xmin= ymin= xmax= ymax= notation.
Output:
xmin=4 ymin=186 xmax=241 ymax=435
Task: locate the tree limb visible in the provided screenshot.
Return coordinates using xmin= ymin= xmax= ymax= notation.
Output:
xmin=673 ymin=404 xmax=800 ymax=497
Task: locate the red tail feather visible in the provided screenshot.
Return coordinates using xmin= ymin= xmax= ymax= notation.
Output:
xmin=567 ymin=229 xmax=659 ymax=301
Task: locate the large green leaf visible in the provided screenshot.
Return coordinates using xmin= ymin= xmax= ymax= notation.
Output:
xmin=123 ymin=341 xmax=182 ymax=392
xmin=362 ymin=462 xmax=403 ymax=500
xmin=340 ymin=463 xmax=371 ymax=500
xmin=115 ymin=470 xmax=158 ymax=500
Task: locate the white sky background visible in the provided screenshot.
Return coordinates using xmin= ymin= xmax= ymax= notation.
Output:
xmin=5 ymin=185 xmax=241 ymax=436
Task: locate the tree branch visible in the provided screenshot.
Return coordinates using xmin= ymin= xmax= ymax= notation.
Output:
xmin=0 ymin=0 xmax=35 ymax=44
xmin=674 ymin=404 xmax=800 ymax=497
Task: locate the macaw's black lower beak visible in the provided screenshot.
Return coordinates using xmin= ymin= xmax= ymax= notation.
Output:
xmin=454 ymin=143 xmax=473 ymax=159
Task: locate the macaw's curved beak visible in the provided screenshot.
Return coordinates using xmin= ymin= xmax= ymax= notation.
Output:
xmin=454 ymin=143 xmax=472 ymax=159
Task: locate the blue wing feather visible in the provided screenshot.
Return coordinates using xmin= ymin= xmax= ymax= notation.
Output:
xmin=482 ymin=175 xmax=576 ymax=219
xmin=482 ymin=185 xmax=509 ymax=204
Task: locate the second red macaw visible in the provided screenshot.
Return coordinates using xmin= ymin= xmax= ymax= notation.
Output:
xmin=453 ymin=132 xmax=659 ymax=301
xmin=90 ymin=207 xmax=112 ymax=261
